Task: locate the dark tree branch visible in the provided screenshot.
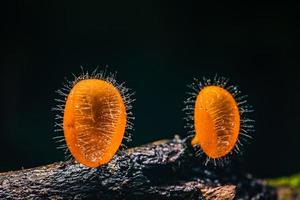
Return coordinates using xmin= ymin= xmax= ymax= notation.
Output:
xmin=0 ymin=136 xmax=275 ymax=199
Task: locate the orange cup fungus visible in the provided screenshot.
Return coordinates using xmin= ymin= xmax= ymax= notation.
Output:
xmin=54 ymin=69 xmax=134 ymax=168
xmin=184 ymin=76 xmax=254 ymax=165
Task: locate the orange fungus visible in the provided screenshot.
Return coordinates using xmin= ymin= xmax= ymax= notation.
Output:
xmin=63 ymin=79 xmax=126 ymax=167
xmin=192 ymin=85 xmax=240 ymax=159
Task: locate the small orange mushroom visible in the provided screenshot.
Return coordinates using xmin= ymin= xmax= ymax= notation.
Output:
xmin=63 ymin=79 xmax=126 ymax=167
xmin=184 ymin=76 xmax=254 ymax=165
xmin=54 ymin=69 xmax=134 ymax=168
xmin=192 ymin=85 xmax=240 ymax=159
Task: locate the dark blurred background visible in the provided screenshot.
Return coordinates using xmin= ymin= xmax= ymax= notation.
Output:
xmin=1 ymin=1 xmax=299 ymax=178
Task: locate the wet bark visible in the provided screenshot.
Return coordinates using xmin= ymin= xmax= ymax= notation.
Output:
xmin=0 ymin=136 xmax=276 ymax=199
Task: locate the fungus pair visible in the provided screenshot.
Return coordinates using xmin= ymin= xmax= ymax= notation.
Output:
xmin=54 ymin=69 xmax=253 ymax=168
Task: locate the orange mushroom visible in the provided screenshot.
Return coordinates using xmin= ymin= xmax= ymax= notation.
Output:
xmin=184 ymin=76 xmax=254 ymax=165
xmin=192 ymin=85 xmax=240 ymax=159
xmin=54 ymin=69 xmax=134 ymax=168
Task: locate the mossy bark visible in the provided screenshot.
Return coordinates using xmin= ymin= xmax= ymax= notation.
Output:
xmin=267 ymin=174 xmax=300 ymax=200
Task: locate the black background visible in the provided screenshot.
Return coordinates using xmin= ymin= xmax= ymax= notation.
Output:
xmin=1 ymin=1 xmax=299 ymax=178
